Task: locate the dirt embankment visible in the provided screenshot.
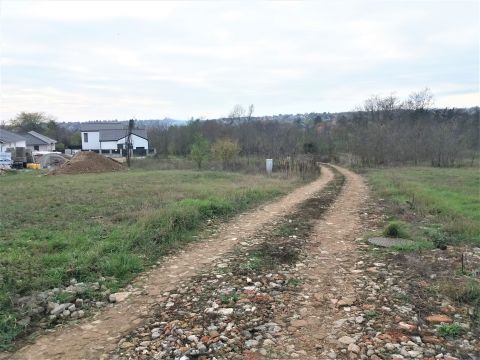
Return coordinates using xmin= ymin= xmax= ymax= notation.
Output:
xmin=47 ymin=151 xmax=124 ymax=175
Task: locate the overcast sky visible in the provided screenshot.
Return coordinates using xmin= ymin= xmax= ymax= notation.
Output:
xmin=0 ymin=1 xmax=478 ymax=122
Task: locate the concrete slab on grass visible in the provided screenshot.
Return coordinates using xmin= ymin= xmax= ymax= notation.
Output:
xmin=368 ymin=237 xmax=415 ymax=248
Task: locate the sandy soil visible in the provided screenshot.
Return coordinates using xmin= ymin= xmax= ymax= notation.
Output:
xmin=279 ymin=164 xmax=368 ymax=357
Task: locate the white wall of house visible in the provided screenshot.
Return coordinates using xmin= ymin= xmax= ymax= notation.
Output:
xmin=81 ymin=131 xmax=100 ymax=150
xmin=27 ymin=144 xmax=55 ymax=152
xmin=99 ymin=141 xmax=118 ymax=150
xmin=0 ymin=139 xmax=26 ymax=152
xmin=117 ymin=135 xmax=148 ymax=149
xmin=81 ymin=132 xmax=148 ymax=151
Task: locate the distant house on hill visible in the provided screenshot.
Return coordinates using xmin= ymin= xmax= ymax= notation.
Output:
xmin=23 ymin=131 xmax=57 ymax=152
xmin=0 ymin=128 xmax=26 ymax=152
xmin=80 ymin=121 xmax=150 ymax=156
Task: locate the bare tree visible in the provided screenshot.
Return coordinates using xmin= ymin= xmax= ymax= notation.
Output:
xmin=228 ymin=105 xmax=246 ymax=123
xmin=405 ymin=88 xmax=434 ymax=111
xmin=247 ymin=104 xmax=255 ymax=120
xmin=404 ymin=88 xmax=434 ymax=165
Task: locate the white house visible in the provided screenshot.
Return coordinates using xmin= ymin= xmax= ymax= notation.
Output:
xmin=0 ymin=128 xmax=26 ymax=152
xmin=80 ymin=122 xmax=149 ymax=155
xmin=23 ymin=131 xmax=57 ymax=152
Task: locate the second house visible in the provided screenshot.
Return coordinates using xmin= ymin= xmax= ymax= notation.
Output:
xmin=80 ymin=121 xmax=149 ymax=156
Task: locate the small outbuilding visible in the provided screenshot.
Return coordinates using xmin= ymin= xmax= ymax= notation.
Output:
xmin=23 ymin=131 xmax=57 ymax=152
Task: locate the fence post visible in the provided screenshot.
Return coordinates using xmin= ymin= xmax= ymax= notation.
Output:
xmin=266 ymin=159 xmax=273 ymax=175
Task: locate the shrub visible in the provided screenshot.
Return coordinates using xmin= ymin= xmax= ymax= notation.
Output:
xmin=211 ymin=138 xmax=240 ymax=170
xmin=424 ymin=227 xmax=449 ymax=249
xmin=383 ymin=221 xmax=409 ymax=238
xmin=189 ymin=136 xmax=210 ymax=170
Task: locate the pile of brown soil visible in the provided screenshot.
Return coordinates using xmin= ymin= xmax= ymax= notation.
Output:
xmin=48 ymin=152 xmax=124 ymax=175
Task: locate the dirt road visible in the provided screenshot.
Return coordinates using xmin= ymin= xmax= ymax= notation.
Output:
xmin=277 ymin=164 xmax=368 ymax=358
xmin=12 ymin=168 xmax=335 ymax=360
xmin=102 ymin=164 xmax=369 ymax=359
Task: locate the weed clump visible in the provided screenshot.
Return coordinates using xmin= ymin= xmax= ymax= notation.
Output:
xmin=424 ymin=227 xmax=449 ymax=249
xmin=440 ymin=279 xmax=480 ymax=325
xmin=364 ymin=310 xmax=378 ymax=319
xmin=442 ymin=279 xmax=480 ymax=306
xmin=220 ymin=290 xmax=240 ymax=304
xmin=0 ymin=313 xmax=19 ymax=351
xmin=383 ymin=221 xmax=409 ymax=238
xmin=437 ymin=323 xmax=464 ymax=337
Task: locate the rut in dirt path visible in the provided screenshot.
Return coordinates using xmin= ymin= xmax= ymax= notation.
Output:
xmin=279 ymin=164 xmax=368 ymax=358
xmin=10 ymin=168 xmax=334 ymax=360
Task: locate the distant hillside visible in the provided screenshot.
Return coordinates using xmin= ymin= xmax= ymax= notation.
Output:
xmin=59 ymin=118 xmax=188 ymax=132
xmin=209 ymin=112 xmax=337 ymax=124
xmin=57 ymin=112 xmax=351 ymax=132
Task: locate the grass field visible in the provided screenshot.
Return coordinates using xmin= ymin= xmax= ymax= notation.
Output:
xmin=367 ymin=167 xmax=480 ymax=245
xmin=0 ymin=169 xmax=298 ymax=346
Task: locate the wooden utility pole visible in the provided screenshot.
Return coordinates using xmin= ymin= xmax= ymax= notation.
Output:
xmin=126 ymin=119 xmax=134 ymax=168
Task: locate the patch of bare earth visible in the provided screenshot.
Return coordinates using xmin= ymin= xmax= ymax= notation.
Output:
xmin=272 ymin=164 xmax=371 ymax=359
xmin=9 ymin=168 xmax=334 ymax=360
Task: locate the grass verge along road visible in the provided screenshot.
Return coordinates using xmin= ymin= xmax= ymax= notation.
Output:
xmin=367 ymin=166 xmax=480 ymax=245
xmin=0 ymin=170 xmax=298 ymax=349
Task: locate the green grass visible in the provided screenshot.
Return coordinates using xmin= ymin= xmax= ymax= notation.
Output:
xmin=437 ymin=323 xmax=464 ymax=338
xmin=220 ymin=290 xmax=240 ymax=305
xmin=367 ymin=167 xmax=480 ymax=245
xmin=52 ymin=291 xmax=75 ymax=304
xmin=287 ymin=278 xmax=302 ymax=287
xmin=0 ymin=169 xmax=299 ymax=348
xmin=390 ymin=239 xmax=434 ymax=252
xmin=364 ymin=310 xmax=379 ymax=319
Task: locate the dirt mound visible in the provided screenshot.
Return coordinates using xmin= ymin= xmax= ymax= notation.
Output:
xmin=48 ymin=152 xmax=124 ymax=175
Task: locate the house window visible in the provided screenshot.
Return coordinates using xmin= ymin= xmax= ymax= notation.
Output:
xmin=83 ymin=133 xmax=88 ymax=142
xmin=34 ymin=145 xmax=39 ymax=151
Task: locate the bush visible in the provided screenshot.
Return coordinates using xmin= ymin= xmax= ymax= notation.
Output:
xmin=424 ymin=227 xmax=449 ymax=249
xmin=383 ymin=221 xmax=409 ymax=238
xmin=211 ymin=138 xmax=240 ymax=170
xmin=189 ymin=136 xmax=210 ymax=170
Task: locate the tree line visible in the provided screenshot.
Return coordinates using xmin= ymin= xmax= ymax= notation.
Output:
xmin=148 ymin=90 xmax=479 ymax=167
xmin=4 ymin=89 xmax=478 ymax=168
